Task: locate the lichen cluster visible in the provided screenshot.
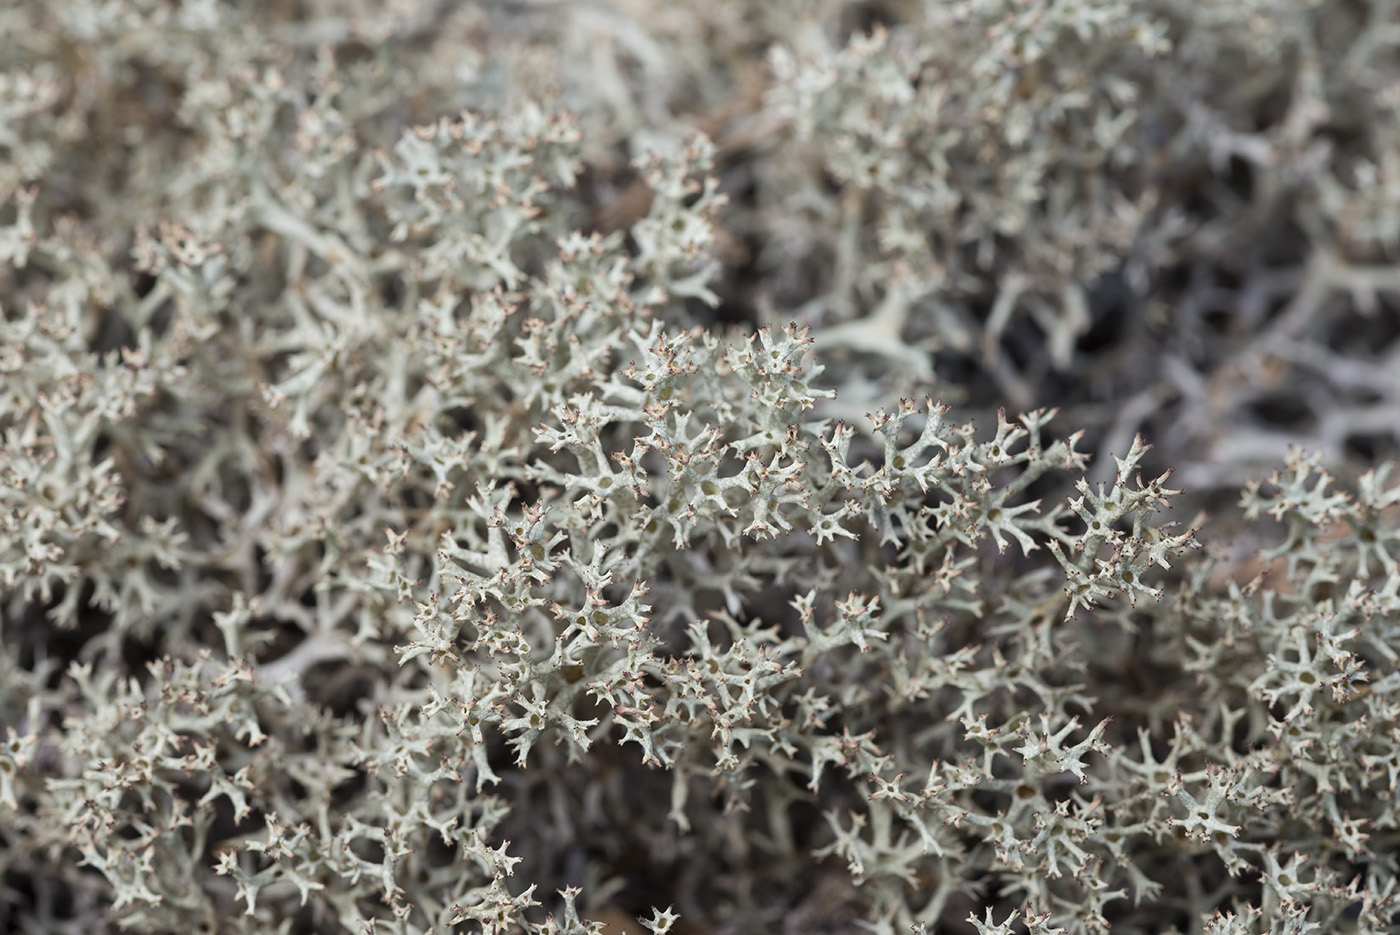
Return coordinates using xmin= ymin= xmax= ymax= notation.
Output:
xmin=3 ymin=2 xmax=1400 ymax=933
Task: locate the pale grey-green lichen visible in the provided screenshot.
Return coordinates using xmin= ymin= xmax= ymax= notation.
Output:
xmin=2 ymin=2 xmax=1400 ymax=934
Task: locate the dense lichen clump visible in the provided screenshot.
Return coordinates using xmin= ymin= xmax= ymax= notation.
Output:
xmin=3 ymin=1 xmax=1400 ymax=933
